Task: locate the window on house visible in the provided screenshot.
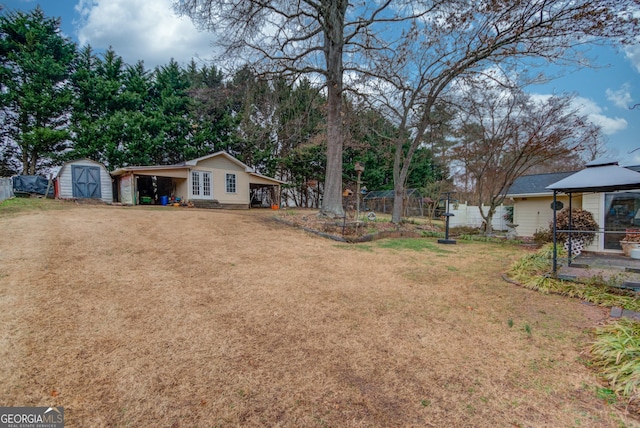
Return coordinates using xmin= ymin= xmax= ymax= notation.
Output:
xmin=604 ymin=191 xmax=640 ymax=250
xmin=226 ymin=173 xmax=236 ymax=193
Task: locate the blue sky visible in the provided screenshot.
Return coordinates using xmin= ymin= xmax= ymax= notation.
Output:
xmin=2 ymin=0 xmax=639 ymax=165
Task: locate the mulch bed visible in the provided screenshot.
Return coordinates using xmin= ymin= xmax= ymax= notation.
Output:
xmin=273 ymin=210 xmax=439 ymax=242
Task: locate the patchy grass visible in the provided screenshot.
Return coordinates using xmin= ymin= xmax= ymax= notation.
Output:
xmin=375 ymin=237 xmax=454 ymax=253
xmin=508 ymin=245 xmax=640 ymax=411
xmin=0 ymin=196 xmax=67 ymax=215
xmin=0 ymin=206 xmax=636 ymax=426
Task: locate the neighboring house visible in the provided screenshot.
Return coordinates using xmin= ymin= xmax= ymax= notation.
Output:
xmin=506 ymin=170 xmax=579 ymax=238
xmin=110 ymin=151 xmax=285 ymax=209
xmin=506 ymin=161 xmax=640 ymax=253
xmin=55 ymin=159 xmax=113 ymax=204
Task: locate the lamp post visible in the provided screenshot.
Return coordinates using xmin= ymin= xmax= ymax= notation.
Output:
xmin=437 ymin=191 xmax=456 ymax=245
xmin=355 ymin=162 xmax=365 ymax=221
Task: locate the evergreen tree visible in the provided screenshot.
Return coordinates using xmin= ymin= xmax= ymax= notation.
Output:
xmin=0 ymin=7 xmax=76 ymax=174
xmin=184 ymin=60 xmax=237 ymax=160
xmin=148 ymin=59 xmax=192 ymax=164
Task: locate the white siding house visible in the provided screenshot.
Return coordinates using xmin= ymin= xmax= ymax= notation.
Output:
xmin=507 ymin=161 xmax=640 ymax=253
xmin=110 ymin=151 xmax=284 ymax=208
xmin=506 ymin=171 xmax=579 ymax=239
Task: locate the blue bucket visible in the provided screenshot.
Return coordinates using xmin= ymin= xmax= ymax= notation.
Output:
xmin=160 ymin=196 xmax=168 ymax=206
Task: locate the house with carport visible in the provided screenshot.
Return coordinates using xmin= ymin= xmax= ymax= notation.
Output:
xmin=110 ymin=151 xmax=285 ymax=209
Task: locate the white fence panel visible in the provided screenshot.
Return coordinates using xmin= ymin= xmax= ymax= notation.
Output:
xmin=447 ymin=203 xmax=509 ymax=231
xmin=0 ymin=178 xmax=14 ymax=202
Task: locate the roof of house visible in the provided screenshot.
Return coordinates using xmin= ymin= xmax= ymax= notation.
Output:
xmin=110 ymin=151 xmax=286 ymax=184
xmin=506 ymin=171 xmax=577 ymax=197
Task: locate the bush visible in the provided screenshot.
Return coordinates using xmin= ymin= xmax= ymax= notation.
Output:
xmin=551 ymin=208 xmax=599 ymax=246
xmin=533 ymin=228 xmax=553 ymax=245
xmin=450 ymin=225 xmax=481 ymax=236
xmin=591 ymin=319 xmax=640 ymax=398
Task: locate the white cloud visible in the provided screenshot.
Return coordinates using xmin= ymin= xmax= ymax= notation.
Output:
xmin=624 ymin=44 xmax=640 ymax=74
xmin=572 ymin=96 xmax=627 ymax=135
xmin=606 ymin=83 xmax=633 ymax=109
xmin=75 ymin=0 xmax=217 ymax=70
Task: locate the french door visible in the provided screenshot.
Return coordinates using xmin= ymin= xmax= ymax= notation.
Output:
xmin=191 ymin=171 xmax=212 ymax=199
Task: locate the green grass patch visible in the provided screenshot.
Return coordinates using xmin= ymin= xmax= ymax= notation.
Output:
xmin=591 ymin=319 xmax=640 ymax=399
xmin=336 ymin=243 xmax=374 ymax=252
xmin=456 ymin=234 xmax=523 ymax=245
xmin=0 ymin=197 xmax=66 ymax=215
xmin=376 ymin=238 xmax=453 ymax=253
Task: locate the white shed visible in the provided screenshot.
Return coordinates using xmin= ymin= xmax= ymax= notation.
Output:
xmin=55 ymin=159 xmax=113 ymax=203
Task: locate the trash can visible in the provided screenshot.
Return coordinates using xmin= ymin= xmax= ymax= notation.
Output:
xmin=160 ymin=196 xmax=168 ymax=206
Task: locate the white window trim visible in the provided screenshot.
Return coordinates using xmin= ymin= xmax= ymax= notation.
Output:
xmin=225 ymin=173 xmax=237 ymax=194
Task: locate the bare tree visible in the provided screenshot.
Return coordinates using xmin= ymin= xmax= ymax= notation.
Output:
xmin=174 ymin=0 xmax=432 ymax=218
xmin=352 ymin=0 xmax=638 ymax=223
xmin=175 ymin=0 xmax=638 ymax=221
xmin=452 ymin=86 xmax=602 ymax=235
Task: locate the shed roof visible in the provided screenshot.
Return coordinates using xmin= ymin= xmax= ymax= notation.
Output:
xmin=546 ymin=158 xmax=640 ymax=193
xmin=56 ymin=158 xmax=108 ymax=178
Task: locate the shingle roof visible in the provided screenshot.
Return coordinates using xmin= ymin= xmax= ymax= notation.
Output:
xmin=506 ymin=171 xmax=576 ymax=196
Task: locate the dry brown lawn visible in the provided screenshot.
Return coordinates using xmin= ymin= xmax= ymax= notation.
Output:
xmin=0 ymin=203 xmax=634 ymax=427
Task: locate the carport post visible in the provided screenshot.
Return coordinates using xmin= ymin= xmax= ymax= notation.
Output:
xmin=552 ymin=191 xmax=558 ymax=274
xmin=568 ymin=193 xmax=573 ymax=267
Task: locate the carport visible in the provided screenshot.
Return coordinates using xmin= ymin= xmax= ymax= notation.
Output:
xmin=110 ymin=165 xmax=189 ymax=205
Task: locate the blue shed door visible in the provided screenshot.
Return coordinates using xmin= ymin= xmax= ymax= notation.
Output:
xmin=72 ymin=165 xmax=102 ymax=199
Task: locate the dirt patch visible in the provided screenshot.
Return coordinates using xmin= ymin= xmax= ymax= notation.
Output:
xmin=0 ymin=204 xmax=636 ymax=427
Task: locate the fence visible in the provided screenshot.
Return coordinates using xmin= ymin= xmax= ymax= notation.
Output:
xmin=446 ymin=202 xmax=510 ymax=231
xmin=0 ymin=177 xmax=13 ymax=202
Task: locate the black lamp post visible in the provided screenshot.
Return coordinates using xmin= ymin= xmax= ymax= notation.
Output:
xmin=355 ymin=162 xmax=365 ymax=220
xmin=438 ymin=191 xmax=456 ymax=245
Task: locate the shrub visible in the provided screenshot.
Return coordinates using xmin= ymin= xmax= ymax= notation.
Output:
xmin=590 ymin=319 xmax=640 ymax=398
xmin=551 ymin=208 xmax=599 ymax=246
xmin=450 ymin=225 xmax=481 ymax=236
xmin=533 ymin=228 xmax=553 ymax=245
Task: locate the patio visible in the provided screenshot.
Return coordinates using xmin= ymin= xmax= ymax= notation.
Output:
xmin=557 ymin=252 xmax=640 ymax=291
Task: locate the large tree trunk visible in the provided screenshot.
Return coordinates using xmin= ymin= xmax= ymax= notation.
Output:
xmin=392 ymin=185 xmax=405 ymax=223
xmin=392 ymin=138 xmax=408 ymax=223
xmin=321 ymin=79 xmax=344 ymax=217
xmin=480 ymin=205 xmax=496 ymax=236
xmin=318 ymin=0 xmax=347 ymax=219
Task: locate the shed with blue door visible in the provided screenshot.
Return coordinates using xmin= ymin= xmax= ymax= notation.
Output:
xmin=55 ymin=159 xmax=113 ymax=203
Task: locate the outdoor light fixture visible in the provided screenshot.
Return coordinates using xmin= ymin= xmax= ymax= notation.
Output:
xmin=438 ymin=191 xmax=456 ymax=245
xmin=355 ymin=162 xmax=365 ymax=220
